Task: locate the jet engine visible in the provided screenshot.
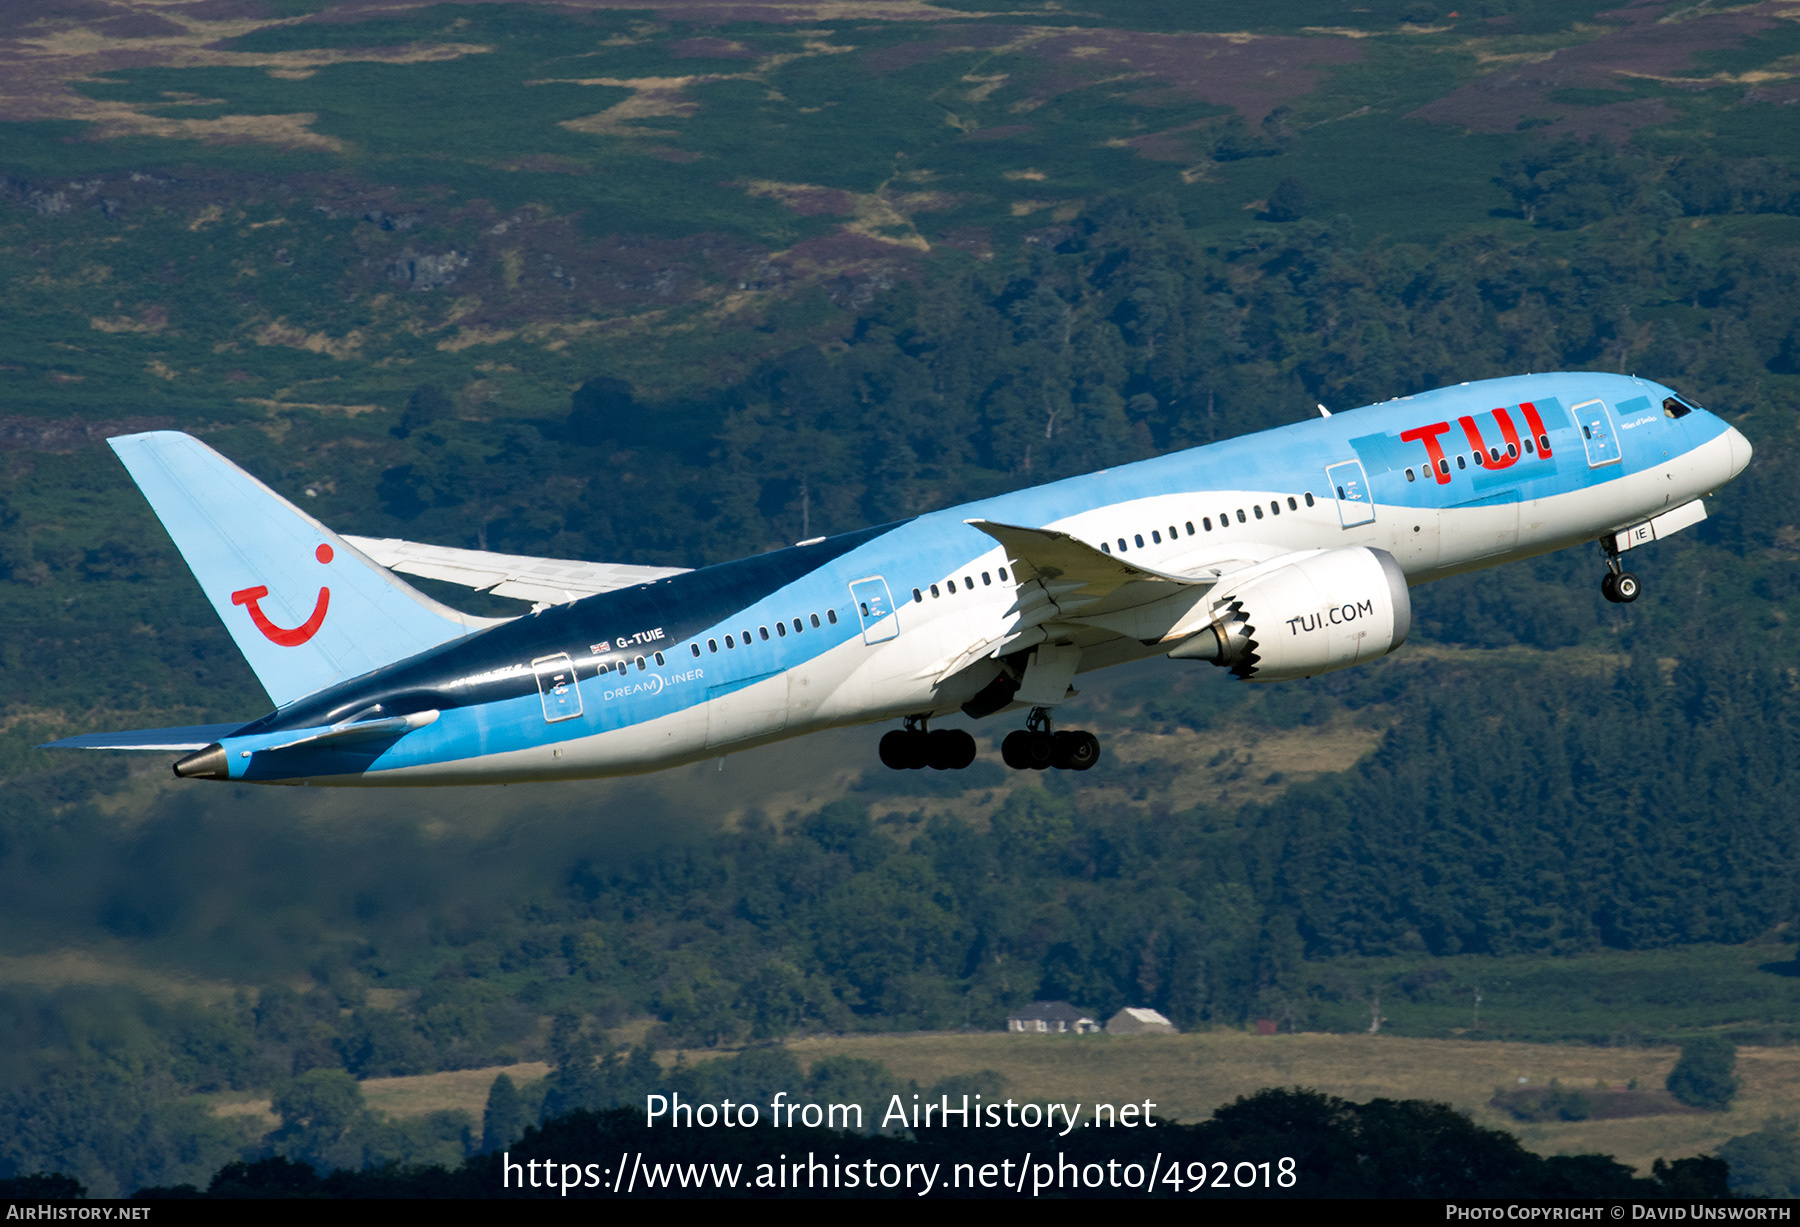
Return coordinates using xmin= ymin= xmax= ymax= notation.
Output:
xmin=1169 ymin=547 xmax=1410 ymax=681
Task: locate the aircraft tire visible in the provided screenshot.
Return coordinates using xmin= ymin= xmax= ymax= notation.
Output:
xmin=1001 ymin=730 xmax=1032 ymax=770
xmin=1614 ymin=572 xmax=1640 ymax=602
xmin=1054 ymin=730 xmax=1100 ymax=771
xmin=928 ymin=729 xmax=977 ymax=770
xmin=1601 ymin=573 xmax=1620 ymax=603
xmin=1024 ymin=730 xmax=1055 ymax=770
xmin=879 ymin=730 xmax=913 ymax=770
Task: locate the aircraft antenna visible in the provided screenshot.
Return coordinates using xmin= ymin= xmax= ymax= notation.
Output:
xmin=1316 ymin=402 xmax=1332 ymax=418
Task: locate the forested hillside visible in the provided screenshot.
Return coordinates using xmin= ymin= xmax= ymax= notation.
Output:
xmin=3 ymin=0 xmax=1800 ymax=1196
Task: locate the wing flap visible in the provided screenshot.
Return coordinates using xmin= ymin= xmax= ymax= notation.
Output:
xmin=339 ymin=536 xmax=689 ymax=603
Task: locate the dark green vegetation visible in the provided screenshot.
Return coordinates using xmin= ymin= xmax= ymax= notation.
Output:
xmin=4 ymin=0 xmax=1800 ymax=1197
xmin=1669 ymin=1037 xmax=1740 ymax=1112
xmin=1719 ymin=1116 xmax=1800 ymax=1200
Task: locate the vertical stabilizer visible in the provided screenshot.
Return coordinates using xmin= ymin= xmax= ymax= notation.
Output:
xmin=110 ymin=431 xmax=502 ymax=707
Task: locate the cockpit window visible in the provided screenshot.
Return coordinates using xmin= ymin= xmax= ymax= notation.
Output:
xmin=1663 ymin=395 xmax=1696 ymax=419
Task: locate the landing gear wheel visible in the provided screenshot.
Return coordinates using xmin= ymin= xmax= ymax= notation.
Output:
xmin=1600 ymin=573 xmax=1619 ymax=603
xmin=1024 ymin=731 xmax=1055 ymax=770
xmin=1613 ymin=571 xmax=1640 ymax=603
xmin=1001 ymin=730 xmax=1031 ymax=770
xmin=1053 ymin=730 xmax=1101 ymax=771
xmin=879 ymin=730 xmax=930 ymax=769
xmin=927 ymin=729 xmax=978 ymax=770
xmin=879 ymin=730 xmax=911 ymax=769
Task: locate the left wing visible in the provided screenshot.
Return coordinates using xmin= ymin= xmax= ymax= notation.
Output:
xmin=340 ymin=536 xmax=689 ymax=605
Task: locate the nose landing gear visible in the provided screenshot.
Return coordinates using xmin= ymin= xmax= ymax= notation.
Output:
xmin=879 ymin=715 xmax=977 ymax=771
xmin=1599 ymin=544 xmax=1640 ymax=604
xmin=1000 ymin=708 xmax=1100 ymax=772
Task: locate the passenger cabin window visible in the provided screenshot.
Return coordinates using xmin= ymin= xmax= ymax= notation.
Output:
xmin=1236 ymin=509 xmax=1246 ymax=523
xmin=725 ymin=635 xmax=735 ymax=648
xmin=964 ymin=576 xmax=973 ymax=588
xmin=1253 ymin=505 xmax=1264 ymax=520
xmin=758 ymin=627 xmax=769 ymax=641
xmin=827 ymin=609 xmax=838 ymax=624
xmin=1270 ymin=501 xmax=1280 ymax=516
xmin=1287 ymin=497 xmax=1297 ymax=510
xmin=1135 ymin=534 xmax=1145 ymax=548
xmin=1101 ymin=542 xmax=1112 ymax=554
xmin=709 ymin=639 xmax=718 ymax=652
xmin=1538 ymin=434 xmax=1550 ymax=450
xmin=1456 ymin=455 xmax=1467 ymax=469
xmin=998 ymin=568 xmax=1008 ymax=581
xmin=1185 ymin=522 xmax=1195 ymax=535
xmin=1524 ymin=439 xmax=1535 ymax=453
xmin=982 ymin=572 xmax=992 ymax=585
xmin=810 ymin=613 xmax=821 ymax=627
xmin=691 ymin=644 xmax=700 ymax=657
xmin=946 ymin=579 xmax=956 ymax=593
xmin=776 ymin=622 xmax=786 ymax=637
xmin=1151 ymin=530 xmax=1161 ymax=544
xmin=913 ymin=588 xmax=923 ymax=602
xmin=635 ymin=656 xmax=646 ymax=670
xmin=793 ymin=619 xmax=803 ymax=633
xmin=1304 ymin=492 xmax=1315 ymax=506
xmin=654 ymin=652 xmax=665 ymax=666
xmin=930 ymin=584 xmax=940 ymax=598
xmin=1203 ymin=517 xmax=1212 ymax=531
xmin=1117 ymin=538 xmax=1128 ymax=552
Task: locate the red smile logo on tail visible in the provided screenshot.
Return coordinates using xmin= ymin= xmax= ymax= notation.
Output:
xmin=232 ymin=544 xmax=333 ymax=646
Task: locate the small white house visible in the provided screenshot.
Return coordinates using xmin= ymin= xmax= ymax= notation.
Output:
xmin=1106 ymin=1007 xmax=1177 ymax=1035
xmin=1007 ymin=1001 xmax=1100 ymax=1034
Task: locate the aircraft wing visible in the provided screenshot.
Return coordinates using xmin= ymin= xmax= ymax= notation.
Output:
xmin=339 ymin=536 xmax=689 ymax=605
xmin=928 ymin=520 xmax=1250 ymax=682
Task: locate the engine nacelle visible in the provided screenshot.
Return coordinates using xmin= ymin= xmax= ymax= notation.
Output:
xmin=1168 ymin=547 xmax=1410 ymax=681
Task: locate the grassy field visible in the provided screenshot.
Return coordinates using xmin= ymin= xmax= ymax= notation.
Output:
xmin=340 ymin=1031 xmax=1797 ymax=1175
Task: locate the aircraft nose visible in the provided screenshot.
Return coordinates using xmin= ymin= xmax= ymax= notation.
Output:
xmin=1727 ymin=425 xmax=1753 ymax=479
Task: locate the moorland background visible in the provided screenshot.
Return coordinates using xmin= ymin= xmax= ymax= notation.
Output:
xmin=4 ymin=0 xmax=1800 ymax=1196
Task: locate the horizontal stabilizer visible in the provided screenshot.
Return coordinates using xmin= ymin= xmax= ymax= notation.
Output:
xmin=40 ymin=723 xmax=249 ymax=751
xmin=340 ymin=536 xmax=688 ymax=604
xmin=256 ymin=709 xmax=440 ymax=753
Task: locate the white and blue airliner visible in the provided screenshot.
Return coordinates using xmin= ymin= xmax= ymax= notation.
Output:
xmin=46 ymin=373 xmax=1749 ymax=784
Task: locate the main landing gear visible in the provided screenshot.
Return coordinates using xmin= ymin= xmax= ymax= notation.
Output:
xmin=1000 ymin=707 xmax=1100 ymax=772
xmin=879 ymin=715 xmax=977 ymax=771
xmin=1600 ymin=544 xmax=1640 ymax=605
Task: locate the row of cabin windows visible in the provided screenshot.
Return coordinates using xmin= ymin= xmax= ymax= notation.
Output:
xmin=1403 ymin=433 xmax=1551 ymax=481
xmin=598 ymin=651 xmax=666 ymax=673
xmin=689 ymin=608 xmax=841 ymax=657
xmin=913 ymin=566 xmax=1011 ymax=603
xmin=1098 ymin=493 xmax=1317 ymax=555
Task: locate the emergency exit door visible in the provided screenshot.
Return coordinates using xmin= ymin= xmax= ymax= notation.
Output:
xmin=533 ymin=653 xmax=583 ymax=722
xmin=848 ymin=576 xmax=898 ymax=644
xmin=1325 ymin=459 xmax=1376 ymax=527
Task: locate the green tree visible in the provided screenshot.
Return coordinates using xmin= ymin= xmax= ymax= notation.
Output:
xmin=1718 ymin=1116 xmax=1800 ymax=1199
xmin=481 ymin=1074 xmax=523 ymax=1154
xmin=268 ymin=1068 xmax=368 ymax=1173
xmin=1667 ymin=1036 xmax=1738 ymax=1110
